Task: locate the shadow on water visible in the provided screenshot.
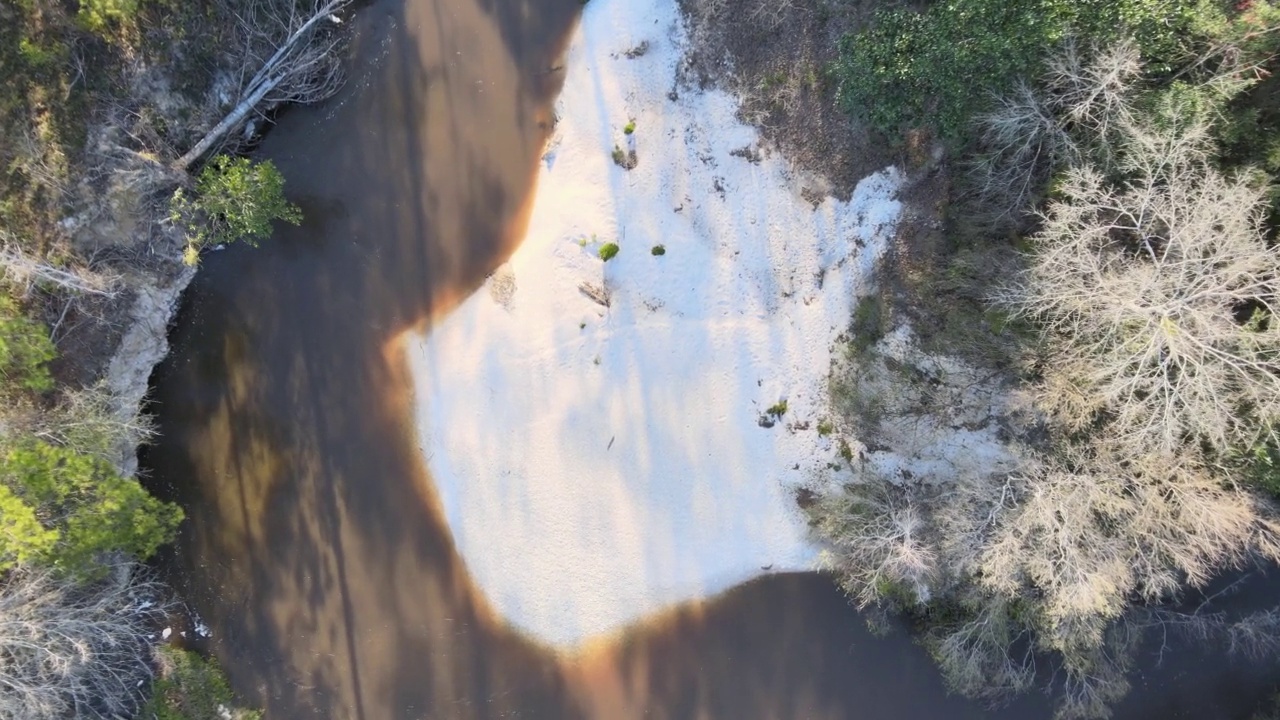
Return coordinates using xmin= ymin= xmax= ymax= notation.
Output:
xmin=145 ymin=0 xmax=580 ymax=716
xmin=141 ymin=0 xmax=1280 ymax=718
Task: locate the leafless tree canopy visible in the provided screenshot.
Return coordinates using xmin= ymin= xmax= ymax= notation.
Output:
xmin=814 ymin=41 xmax=1280 ymax=720
xmin=0 ymin=563 xmax=168 ymax=720
xmin=997 ymin=152 xmax=1280 ymax=454
xmin=969 ymin=42 xmax=1142 ymax=214
xmin=34 ymin=381 xmax=158 ymax=464
xmin=0 ymin=242 xmax=121 ymax=300
xmin=812 ymin=477 xmax=939 ymax=608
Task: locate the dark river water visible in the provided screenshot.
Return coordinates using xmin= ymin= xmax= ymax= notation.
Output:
xmin=141 ymin=0 xmax=1279 ymax=718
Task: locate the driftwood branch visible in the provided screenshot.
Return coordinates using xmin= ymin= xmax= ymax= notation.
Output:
xmin=578 ymin=281 xmax=612 ymax=308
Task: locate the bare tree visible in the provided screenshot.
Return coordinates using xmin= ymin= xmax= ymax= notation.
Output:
xmin=0 ymin=243 xmax=121 ymax=299
xmin=812 ymin=476 xmax=939 ymax=608
xmin=8 ymin=126 xmax=68 ymax=200
xmin=970 ymin=41 xmax=1141 ymax=215
xmin=979 ymin=452 xmax=1134 ymax=653
xmin=994 ymin=112 xmax=1280 ymax=455
xmin=814 ymin=41 xmax=1280 ymax=719
xmin=747 ymin=0 xmax=795 ymax=32
xmin=175 ymin=0 xmax=351 ymax=171
xmin=1054 ymin=642 xmax=1134 ymax=720
xmin=33 ymin=381 xmax=157 ymax=466
xmin=0 ymin=562 xmax=168 ymax=720
xmin=925 ymin=595 xmax=1037 ymax=704
xmin=981 ymin=444 xmax=1280 ymax=651
xmin=1139 ymin=589 xmax=1280 ymax=664
xmin=970 ymin=81 xmax=1074 ymax=213
xmin=1041 ymin=40 xmax=1140 ymax=149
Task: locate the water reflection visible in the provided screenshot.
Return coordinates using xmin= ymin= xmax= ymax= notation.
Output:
xmin=141 ymin=0 xmax=1277 ymax=718
xmin=146 ymin=0 xmax=577 ymax=715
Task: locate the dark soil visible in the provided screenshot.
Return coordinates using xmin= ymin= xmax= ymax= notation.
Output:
xmin=46 ymin=290 xmax=133 ymax=389
xmin=46 ymin=238 xmax=189 ymax=390
xmin=674 ymin=0 xmax=913 ymax=200
xmin=884 ymin=167 xmax=951 ymax=297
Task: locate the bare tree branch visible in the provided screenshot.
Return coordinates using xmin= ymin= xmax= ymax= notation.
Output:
xmin=0 ymin=243 xmax=122 ymax=299
xmin=0 ymin=563 xmax=169 ymax=720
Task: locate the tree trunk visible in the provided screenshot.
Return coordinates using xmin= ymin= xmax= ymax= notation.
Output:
xmin=173 ymin=77 xmax=279 ymax=172
xmin=173 ymin=0 xmax=348 ymax=172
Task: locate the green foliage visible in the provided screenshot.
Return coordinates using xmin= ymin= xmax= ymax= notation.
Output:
xmin=598 ymin=242 xmax=620 ymax=261
xmin=765 ymin=400 xmax=788 ymax=418
xmin=77 ymin=0 xmax=141 ymax=33
xmin=172 ymin=156 xmax=302 ymax=265
xmin=834 ymin=0 xmax=1216 ymax=139
xmin=837 ymin=438 xmax=854 ymax=463
xmin=1245 ymin=438 xmax=1280 ymax=499
xmin=817 ymin=418 xmax=834 ymax=436
xmin=17 ymin=38 xmax=66 ymax=73
xmin=849 ymin=294 xmax=886 ymax=356
xmin=651 ymin=244 xmax=665 ymax=256
xmin=623 ymin=120 xmax=636 ymax=135
xmin=0 ymin=296 xmax=55 ymax=394
xmin=874 ymin=576 xmax=925 ymax=609
xmin=816 ymin=39 xmax=1280 ymax=717
xmin=1141 ymin=77 xmax=1247 ymax=142
xmin=0 ymin=485 xmax=58 ymax=569
xmin=143 ymin=647 xmax=262 ymax=720
xmin=0 ymin=441 xmax=183 ymax=576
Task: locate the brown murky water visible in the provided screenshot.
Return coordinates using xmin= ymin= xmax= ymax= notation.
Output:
xmin=143 ymin=1 xmax=1279 ymax=718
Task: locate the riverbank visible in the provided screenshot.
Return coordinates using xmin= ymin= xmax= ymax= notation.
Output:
xmin=404 ymin=0 xmax=904 ymax=649
xmin=0 ymin=3 xmax=366 ymax=717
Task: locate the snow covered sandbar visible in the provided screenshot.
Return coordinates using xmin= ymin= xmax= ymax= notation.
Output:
xmin=404 ymin=0 xmax=904 ymax=649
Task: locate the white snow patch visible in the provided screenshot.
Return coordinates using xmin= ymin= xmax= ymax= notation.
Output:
xmin=848 ymin=324 xmax=1024 ymax=482
xmin=404 ymin=0 xmax=904 ymax=648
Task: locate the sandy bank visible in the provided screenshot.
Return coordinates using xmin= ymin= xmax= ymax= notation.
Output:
xmin=404 ymin=0 xmax=903 ymax=648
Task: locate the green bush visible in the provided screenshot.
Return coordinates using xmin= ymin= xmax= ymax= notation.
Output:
xmin=0 ymin=441 xmax=183 ymax=576
xmin=77 ymin=0 xmax=141 ymax=32
xmin=1245 ymin=439 xmax=1280 ymax=499
xmin=171 ymin=156 xmax=302 ymax=265
xmin=833 ymin=0 xmax=1216 ymax=139
xmin=598 ymin=242 xmax=620 ymax=261
xmin=651 ymin=244 xmax=665 ymax=256
xmin=0 ymin=296 xmax=55 ymax=394
xmin=848 ymin=293 xmax=887 ymax=357
xmin=17 ymin=38 xmax=66 ymax=73
xmin=143 ymin=647 xmax=262 ymax=720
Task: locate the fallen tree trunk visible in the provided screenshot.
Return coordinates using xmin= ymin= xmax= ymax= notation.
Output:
xmin=174 ymin=0 xmax=350 ymax=172
xmin=0 ymin=243 xmax=121 ymax=298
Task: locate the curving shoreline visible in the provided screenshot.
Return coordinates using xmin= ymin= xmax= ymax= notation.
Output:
xmin=405 ymin=0 xmax=903 ymax=649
